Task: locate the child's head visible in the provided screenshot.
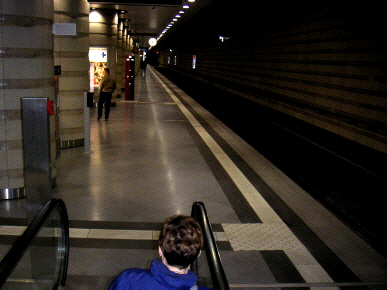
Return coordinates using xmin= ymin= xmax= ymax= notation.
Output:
xmin=158 ymin=215 xmax=203 ymax=270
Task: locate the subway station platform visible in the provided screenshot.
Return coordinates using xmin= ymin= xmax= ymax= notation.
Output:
xmin=1 ymin=66 xmax=386 ymax=289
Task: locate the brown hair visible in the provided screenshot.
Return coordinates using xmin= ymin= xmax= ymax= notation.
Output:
xmin=158 ymin=215 xmax=203 ymax=269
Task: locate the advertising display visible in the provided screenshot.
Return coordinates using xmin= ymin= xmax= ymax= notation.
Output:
xmin=89 ymin=47 xmax=108 ymax=91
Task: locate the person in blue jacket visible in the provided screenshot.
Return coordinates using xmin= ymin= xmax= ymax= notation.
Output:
xmin=109 ymin=215 xmax=210 ymax=289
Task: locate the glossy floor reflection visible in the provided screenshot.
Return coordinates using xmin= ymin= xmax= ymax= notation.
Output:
xmin=1 ymin=66 xmax=386 ymax=289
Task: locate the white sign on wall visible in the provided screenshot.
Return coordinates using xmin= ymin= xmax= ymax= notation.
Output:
xmin=89 ymin=47 xmax=108 ymax=62
xmin=53 ymin=23 xmax=76 ymax=35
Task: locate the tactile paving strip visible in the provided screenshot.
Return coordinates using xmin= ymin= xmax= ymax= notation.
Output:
xmin=222 ymin=223 xmax=304 ymax=251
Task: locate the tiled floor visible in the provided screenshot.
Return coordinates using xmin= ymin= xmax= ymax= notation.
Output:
xmin=1 ymin=66 xmax=386 ymax=289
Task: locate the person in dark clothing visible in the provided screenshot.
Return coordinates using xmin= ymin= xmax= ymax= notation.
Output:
xmin=97 ymin=68 xmax=116 ymax=121
xmin=109 ymin=215 xmax=210 ymax=289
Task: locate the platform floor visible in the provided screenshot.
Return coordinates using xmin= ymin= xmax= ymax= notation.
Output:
xmin=1 ymin=66 xmax=386 ymax=289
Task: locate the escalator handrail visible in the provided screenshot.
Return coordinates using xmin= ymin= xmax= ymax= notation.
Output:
xmin=191 ymin=202 xmax=229 ymax=290
xmin=0 ymin=198 xmax=69 ymax=288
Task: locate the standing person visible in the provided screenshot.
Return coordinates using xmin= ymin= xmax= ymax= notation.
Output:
xmin=109 ymin=215 xmax=211 ymax=289
xmin=97 ymin=68 xmax=116 ymax=121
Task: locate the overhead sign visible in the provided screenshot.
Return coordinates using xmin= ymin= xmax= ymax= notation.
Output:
xmin=89 ymin=47 xmax=108 ymax=62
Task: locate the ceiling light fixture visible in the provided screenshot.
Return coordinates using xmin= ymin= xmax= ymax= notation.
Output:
xmin=149 ymin=38 xmax=157 ymax=46
xmin=183 ymin=5 xmax=189 ymax=9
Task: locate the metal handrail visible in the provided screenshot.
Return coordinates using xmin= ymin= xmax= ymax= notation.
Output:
xmin=0 ymin=198 xmax=69 ymax=288
xmin=191 ymin=202 xmax=229 ymax=290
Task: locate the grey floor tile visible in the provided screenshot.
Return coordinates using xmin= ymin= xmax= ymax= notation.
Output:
xmin=220 ymin=251 xmax=277 ymax=285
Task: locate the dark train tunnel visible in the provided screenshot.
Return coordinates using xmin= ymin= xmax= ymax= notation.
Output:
xmin=152 ymin=0 xmax=387 ymax=256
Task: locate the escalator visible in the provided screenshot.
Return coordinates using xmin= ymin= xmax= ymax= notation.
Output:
xmin=5 ymin=200 xmax=386 ymax=288
xmin=0 ymin=199 xmax=228 ymax=289
xmin=0 ymin=199 xmax=69 ymax=289
xmin=191 ymin=202 xmax=229 ymax=290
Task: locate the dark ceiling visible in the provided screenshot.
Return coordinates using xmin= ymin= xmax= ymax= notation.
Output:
xmin=88 ymin=0 xmax=214 ymax=47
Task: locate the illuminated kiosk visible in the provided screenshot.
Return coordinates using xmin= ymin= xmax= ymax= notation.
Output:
xmin=89 ymin=47 xmax=108 ymax=106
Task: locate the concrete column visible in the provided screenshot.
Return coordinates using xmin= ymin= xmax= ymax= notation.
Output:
xmin=116 ymin=15 xmax=125 ymax=98
xmin=128 ymin=34 xmax=133 ymax=54
xmin=122 ymin=26 xmax=128 ymax=58
xmin=126 ymin=33 xmax=133 ymax=75
xmin=54 ymin=0 xmax=90 ymax=149
xmin=129 ymin=35 xmax=140 ymax=76
xmin=89 ymin=8 xmax=118 ymax=98
xmin=0 ymin=0 xmax=55 ymax=199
